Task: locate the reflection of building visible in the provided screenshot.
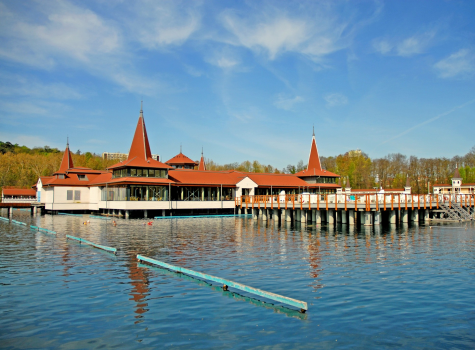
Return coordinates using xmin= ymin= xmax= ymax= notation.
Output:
xmin=128 ymin=258 xmax=150 ymax=322
xmin=36 ymin=105 xmax=341 ymax=217
xmin=433 ymin=167 xmax=475 ymax=194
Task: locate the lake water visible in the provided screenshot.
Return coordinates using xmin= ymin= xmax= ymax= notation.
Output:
xmin=1 ymin=210 xmax=474 ymax=349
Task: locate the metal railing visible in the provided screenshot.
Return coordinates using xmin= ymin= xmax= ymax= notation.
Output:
xmin=235 ymin=193 xmax=475 ymax=211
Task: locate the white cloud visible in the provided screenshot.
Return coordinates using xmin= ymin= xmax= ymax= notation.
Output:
xmin=0 ymin=73 xmax=82 ymax=100
xmin=373 ymin=31 xmax=436 ymax=57
xmin=0 ymin=1 xmax=120 ymax=66
xmin=184 ymin=65 xmax=204 ymax=77
xmin=434 ymin=49 xmax=475 ymax=78
xmin=274 ymin=94 xmax=304 ymax=110
xmin=324 ymin=93 xmax=348 ymax=107
xmin=124 ymin=1 xmax=201 ymax=49
xmin=220 ymin=5 xmax=353 ymax=61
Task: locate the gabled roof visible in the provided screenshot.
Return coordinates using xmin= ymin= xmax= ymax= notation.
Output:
xmin=165 ymin=152 xmax=198 ymax=166
xmin=108 ymin=106 xmax=172 ymax=170
xmin=54 ymin=142 xmax=74 ymax=175
xmin=296 ymin=129 xmax=340 ymax=178
xmin=43 ymin=172 xmax=108 ymax=187
xmin=198 ymin=149 xmax=206 ymax=171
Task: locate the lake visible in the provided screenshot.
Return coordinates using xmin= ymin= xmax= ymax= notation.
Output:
xmin=1 ymin=210 xmax=474 ymax=349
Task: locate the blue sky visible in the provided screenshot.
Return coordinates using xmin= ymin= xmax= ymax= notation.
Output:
xmin=0 ymin=0 xmax=474 ymax=168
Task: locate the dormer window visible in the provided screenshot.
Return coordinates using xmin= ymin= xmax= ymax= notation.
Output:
xmin=78 ymin=175 xmax=88 ymax=181
xmin=58 ymin=174 xmax=65 ymax=179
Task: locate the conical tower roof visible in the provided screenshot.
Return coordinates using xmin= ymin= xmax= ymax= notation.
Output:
xmin=54 ymin=140 xmax=74 ymax=174
xmin=128 ymin=103 xmax=152 ymax=161
xmin=453 ymin=166 xmax=461 ymax=179
xmin=198 ymin=148 xmax=206 ymax=171
xmin=405 ymin=175 xmax=411 ymax=188
xmin=108 ymin=104 xmax=172 ymax=170
xmin=296 ymin=127 xmax=339 ymax=178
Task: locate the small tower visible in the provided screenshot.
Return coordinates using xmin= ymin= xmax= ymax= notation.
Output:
xmin=345 ymin=176 xmax=351 ymax=194
xmin=452 ymin=166 xmax=462 ymax=193
xmin=404 ymin=175 xmax=411 ymax=194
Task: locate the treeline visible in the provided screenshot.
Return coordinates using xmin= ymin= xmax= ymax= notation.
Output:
xmin=2 ymin=140 xmax=475 ymax=194
xmin=206 ymin=146 xmax=475 ymax=193
xmin=0 ymin=141 xmax=116 ymax=190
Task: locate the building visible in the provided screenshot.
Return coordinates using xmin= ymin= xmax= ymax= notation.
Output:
xmin=36 ymin=105 xmax=341 ymax=217
xmin=433 ymin=167 xmax=475 ymax=195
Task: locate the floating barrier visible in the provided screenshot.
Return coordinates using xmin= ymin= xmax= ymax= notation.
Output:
xmin=39 ymin=228 xmax=57 ymax=234
xmin=137 ymin=254 xmax=308 ymax=312
xmin=89 ymin=215 xmax=110 ymax=220
xmin=58 ymin=213 xmax=84 ymax=217
xmin=0 ymin=217 xmax=10 ymax=221
xmin=11 ymin=219 xmax=27 ymax=226
xmin=154 ymin=214 xmax=253 ymax=219
xmin=66 ymin=235 xmax=117 ymax=255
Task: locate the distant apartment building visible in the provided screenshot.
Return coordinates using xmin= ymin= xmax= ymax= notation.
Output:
xmin=102 ymin=152 xmax=160 ymax=161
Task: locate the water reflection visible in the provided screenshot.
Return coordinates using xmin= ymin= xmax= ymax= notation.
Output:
xmin=128 ymin=256 xmax=150 ymax=323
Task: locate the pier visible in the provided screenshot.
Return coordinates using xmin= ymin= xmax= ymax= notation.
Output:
xmin=236 ymin=193 xmax=475 ymax=225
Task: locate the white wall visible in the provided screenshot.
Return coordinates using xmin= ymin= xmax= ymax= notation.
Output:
xmin=236 ymin=177 xmax=258 ymax=197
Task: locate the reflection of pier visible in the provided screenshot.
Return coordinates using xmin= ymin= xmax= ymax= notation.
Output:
xmin=236 ymin=193 xmax=475 ymax=226
xmin=0 ymin=202 xmax=44 ymax=216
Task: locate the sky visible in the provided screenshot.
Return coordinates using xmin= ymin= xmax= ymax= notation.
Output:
xmin=0 ymin=0 xmax=474 ymax=169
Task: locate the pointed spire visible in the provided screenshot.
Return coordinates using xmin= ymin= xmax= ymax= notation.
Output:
xmin=127 ymin=104 xmax=152 ymax=161
xmin=313 ymin=124 xmax=315 ymax=137
xmin=307 ymin=129 xmax=322 ymax=171
xmin=56 ymin=139 xmax=74 ymax=174
xmin=453 ymin=165 xmax=461 ymax=179
xmin=198 ymin=147 xmax=206 ymax=171
xmin=405 ymin=175 xmax=411 ymax=188
xmin=346 ymin=176 xmax=350 ymax=188
xmin=180 ymin=144 xmax=182 ymax=154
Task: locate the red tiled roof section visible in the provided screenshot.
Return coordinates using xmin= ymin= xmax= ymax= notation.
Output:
xmin=92 ymin=175 xmax=174 ymax=186
xmin=244 ymin=173 xmax=311 ymax=188
xmin=169 ymin=169 xmax=244 ymax=186
xmin=165 ymin=152 xmax=198 ymax=166
xmin=296 ymin=168 xmax=339 ymax=177
xmin=54 ymin=144 xmax=74 ymax=174
xmin=43 ymin=172 xmax=108 ymax=187
xmin=2 ymin=188 xmax=37 ymax=196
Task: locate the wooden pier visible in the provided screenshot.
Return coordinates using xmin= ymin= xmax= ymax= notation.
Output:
xmin=235 ymin=193 xmax=475 ymax=225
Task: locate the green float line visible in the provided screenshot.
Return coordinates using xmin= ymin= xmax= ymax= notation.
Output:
xmin=154 ymin=214 xmax=252 ymax=219
xmin=137 ymin=254 xmax=308 ymax=312
xmin=58 ymin=213 xmax=84 ymax=217
xmin=89 ymin=216 xmax=110 ymax=220
xmin=66 ymin=235 xmax=117 ymax=255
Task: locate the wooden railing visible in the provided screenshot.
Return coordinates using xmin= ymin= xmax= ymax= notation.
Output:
xmin=235 ymin=193 xmax=475 ymax=211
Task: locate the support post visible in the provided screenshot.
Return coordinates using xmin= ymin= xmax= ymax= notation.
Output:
xmin=364 ymin=212 xmax=373 ymax=226
xmin=125 ymin=210 xmax=130 ymax=219
xmin=301 ymin=210 xmax=306 ymax=223
xmin=401 ymin=209 xmax=408 ymax=223
xmin=349 ymin=209 xmax=355 ymax=225
xmin=316 ymin=210 xmax=321 ymax=224
xmin=144 ymin=210 xmax=148 ymax=218
xmin=389 ymin=210 xmax=396 ymax=224
xmin=374 ymin=210 xmax=381 ymax=225
xmin=341 ymin=210 xmax=347 ymax=224
xmin=327 ymin=209 xmax=334 ymax=225
xmin=252 ymin=208 xmax=258 ymax=220
xmin=412 ymin=209 xmax=419 ymax=222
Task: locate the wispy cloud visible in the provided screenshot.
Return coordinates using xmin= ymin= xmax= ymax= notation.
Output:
xmin=380 ymin=98 xmax=475 ymax=145
xmin=373 ymin=31 xmax=436 ymax=57
xmin=274 ymin=94 xmax=304 ymax=110
xmin=434 ymin=49 xmax=475 ymax=78
xmin=219 ymin=4 xmax=357 ymax=61
xmin=324 ymin=93 xmax=348 ymax=108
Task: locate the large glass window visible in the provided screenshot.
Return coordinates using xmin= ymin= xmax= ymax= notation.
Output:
xmin=67 ymin=190 xmax=73 ymax=200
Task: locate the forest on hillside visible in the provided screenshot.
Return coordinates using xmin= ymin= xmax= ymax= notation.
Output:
xmin=1 ymin=140 xmax=474 ymax=194
xmin=0 ymin=141 xmax=116 ymax=191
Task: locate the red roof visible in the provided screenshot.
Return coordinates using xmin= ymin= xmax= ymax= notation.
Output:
xmin=2 ymin=188 xmax=37 ymax=196
xmin=296 ymin=168 xmax=340 ymax=177
xmin=93 ymin=176 xmax=174 ymax=186
xmin=165 ymin=152 xmax=198 ymax=166
xmin=43 ymin=172 xmax=108 ymax=187
xmin=54 ymin=143 xmax=74 ymax=174
xmin=108 ymin=108 xmax=172 ymax=170
xmin=244 ymin=173 xmax=311 ymax=188
xmin=168 ymin=169 xmax=243 ymax=186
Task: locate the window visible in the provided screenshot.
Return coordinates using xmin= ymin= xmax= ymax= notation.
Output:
xmin=137 ymin=168 xmax=143 ymax=177
xmin=131 ymin=168 xmax=137 ymax=177
xmin=74 ymin=191 xmax=81 ymax=200
xmin=149 ymin=169 xmax=154 ymax=177
xmin=67 ymin=190 xmax=73 ymax=200
xmin=58 ymin=174 xmax=65 ymax=179
xmin=78 ymin=175 xmax=88 ymax=181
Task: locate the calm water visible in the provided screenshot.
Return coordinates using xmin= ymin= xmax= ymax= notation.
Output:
xmin=1 ymin=210 xmax=474 ymax=349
